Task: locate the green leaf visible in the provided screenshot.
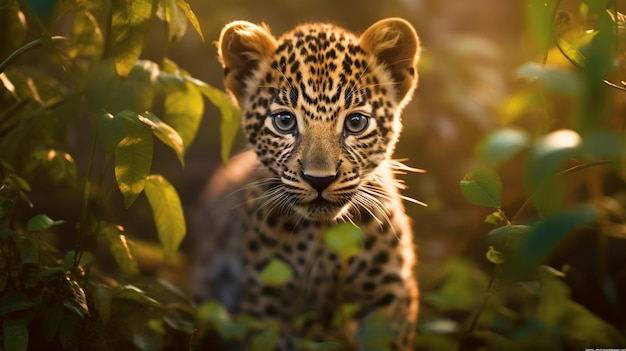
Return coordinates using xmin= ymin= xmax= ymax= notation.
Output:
xmin=485 ymin=246 xmax=504 ymax=265
xmin=174 ymin=0 xmax=204 ymax=42
xmin=137 ymin=112 xmax=185 ymax=166
xmin=27 ymin=214 xmax=64 ymax=231
xmin=323 ymin=223 xmax=363 ymax=262
xmin=562 ymin=300 xmax=626 ymax=348
xmin=3 ymin=316 xmax=29 ymax=351
xmin=111 ymin=0 xmax=156 ymax=77
xmin=27 ymin=149 xmax=77 ymax=185
xmin=113 ymin=112 xmax=153 ymax=208
xmin=423 ymin=259 xmax=489 ymax=311
xmin=97 ymin=112 xmax=128 ymax=152
xmin=144 ymin=175 xmax=186 ymax=263
xmin=484 ymin=210 xmax=506 ymax=225
xmin=516 ymin=62 xmax=581 ymax=95
xmin=62 ymin=278 xmax=89 ymax=319
xmin=526 ymin=0 xmax=555 ymax=53
xmin=250 ymin=326 xmax=280 ymax=351
xmin=259 ymin=258 xmax=294 ymax=286
xmin=459 ymin=168 xmax=502 ymax=208
xmin=162 ymin=78 xmax=204 ymax=156
xmin=114 ymin=60 xmax=160 ymax=112
xmin=100 ymin=222 xmax=139 ymax=276
xmin=111 ymin=285 xmax=160 ymax=307
xmin=0 ymin=291 xmax=33 ymax=318
xmin=527 ymin=129 xmax=581 ymax=215
xmin=92 ymin=286 xmax=112 ymax=324
xmin=160 ymin=0 xmax=186 ymax=43
xmin=197 ymin=300 xmax=248 ymax=340
xmin=16 ymin=236 xmax=38 ymax=265
xmin=68 ymin=9 xmax=103 ymax=59
xmin=507 ymin=204 xmax=598 ymax=280
xmin=538 ymin=274 xmax=570 ymax=327
xmin=187 ymin=77 xmax=241 ymax=164
xmin=487 ymin=224 xmax=531 ymax=249
xmin=360 ymin=310 xmax=396 ymax=351
xmin=475 ymin=128 xmax=529 ymax=168
xmin=331 ymin=303 xmax=360 ymax=328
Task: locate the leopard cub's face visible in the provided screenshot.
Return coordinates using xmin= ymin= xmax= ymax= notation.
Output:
xmin=218 ymin=19 xmax=420 ymax=221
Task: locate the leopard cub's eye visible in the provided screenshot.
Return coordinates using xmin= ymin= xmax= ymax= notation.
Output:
xmin=344 ymin=113 xmax=370 ymax=134
xmin=271 ymin=112 xmax=297 ymax=133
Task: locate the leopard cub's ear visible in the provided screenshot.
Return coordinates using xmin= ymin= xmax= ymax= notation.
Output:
xmin=217 ymin=21 xmax=277 ymax=103
xmin=359 ymin=18 xmax=420 ymax=105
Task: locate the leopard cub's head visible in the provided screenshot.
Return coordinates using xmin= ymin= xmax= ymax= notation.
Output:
xmin=217 ymin=18 xmax=420 ymax=221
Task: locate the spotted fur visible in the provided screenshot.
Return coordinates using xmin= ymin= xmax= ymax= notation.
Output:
xmin=191 ymin=18 xmax=421 ymax=350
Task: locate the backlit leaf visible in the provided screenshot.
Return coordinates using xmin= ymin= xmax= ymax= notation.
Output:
xmin=144 ymin=174 xmax=186 ymax=263
xmin=114 ymin=60 xmax=159 ymax=113
xmin=113 ymin=112 xmax=153 ymax=208
xmin=516 ymin=62 xmax=581 ymax=95
xmin=68 ymin=9 xmax=103 ymax=59
xmin=175 ymin=0 xmax=204 ymax=42
xmin=527 ymin=129 xmax=581 ymax=215
xmin=137 ymin=112 xmax=185 ymax=166
xmin=460 ymin=168 xmax=502 ymax=209
xmin=475 ymin=128 xmax=529 ymax=168
xmin=187 ymin=77 xmax=241 ymax=164
xmin=111 ymin=285 xmax=160 ymax=307
xmin=323 ymin=223 xmax=363 ymax=262
xmin=259 ymin=258 xmax=293 ymax=286
xmin=486 ymin=246 xmax=504 ymax=265
xmin=111 ymin=0 xmax=156 ymax=77
xmin=159 ymin=68 xmax=204 ymax=156
xmin=100 ymin=222 xmax=139 ymax=276
xmin=27 ymin=214 xmax=64 ymax=232
xmin=160 ymin=0 xmax=186 ymax=43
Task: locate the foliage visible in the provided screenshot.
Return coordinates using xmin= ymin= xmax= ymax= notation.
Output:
xmin=2 ymin=0 xmax=626 ymax=350
xmin=0 ymin=0 xmax=234 ymax=349
xmin=450 ymin=0 xmax=626 ymax=350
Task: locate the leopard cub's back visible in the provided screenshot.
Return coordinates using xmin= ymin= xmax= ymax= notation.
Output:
xmin=191 ymin=18 xmax=421 ymax=350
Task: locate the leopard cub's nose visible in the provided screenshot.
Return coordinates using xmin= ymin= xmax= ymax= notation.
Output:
xmin=301 ymin=172 xmax=338 ymax=193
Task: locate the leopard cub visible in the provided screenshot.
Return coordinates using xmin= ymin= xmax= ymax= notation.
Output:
xmin=191 ymin=18 xmax=421 ymax=350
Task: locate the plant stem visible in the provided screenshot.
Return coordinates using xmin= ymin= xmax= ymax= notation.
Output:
xmin=459 ymin=266 xmax=499 ymax=350
xmin=75 ymin=137 xmax=98 ymax=268
xmin=0 ymin=36 xmax=66 ymax=74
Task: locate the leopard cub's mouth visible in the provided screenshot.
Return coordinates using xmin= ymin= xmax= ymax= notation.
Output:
xmin=294 ymin=192 xmax=352 ymax=221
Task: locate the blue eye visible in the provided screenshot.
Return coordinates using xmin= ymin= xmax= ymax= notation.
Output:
xmin=271 ymin=112 xmax=297 ymax=133
xmin=344 ymin=113 xmax=369 ymax=134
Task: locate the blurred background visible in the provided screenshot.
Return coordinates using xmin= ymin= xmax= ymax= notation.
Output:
xmin=3 ymin=0 xmax=626 ymax=348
